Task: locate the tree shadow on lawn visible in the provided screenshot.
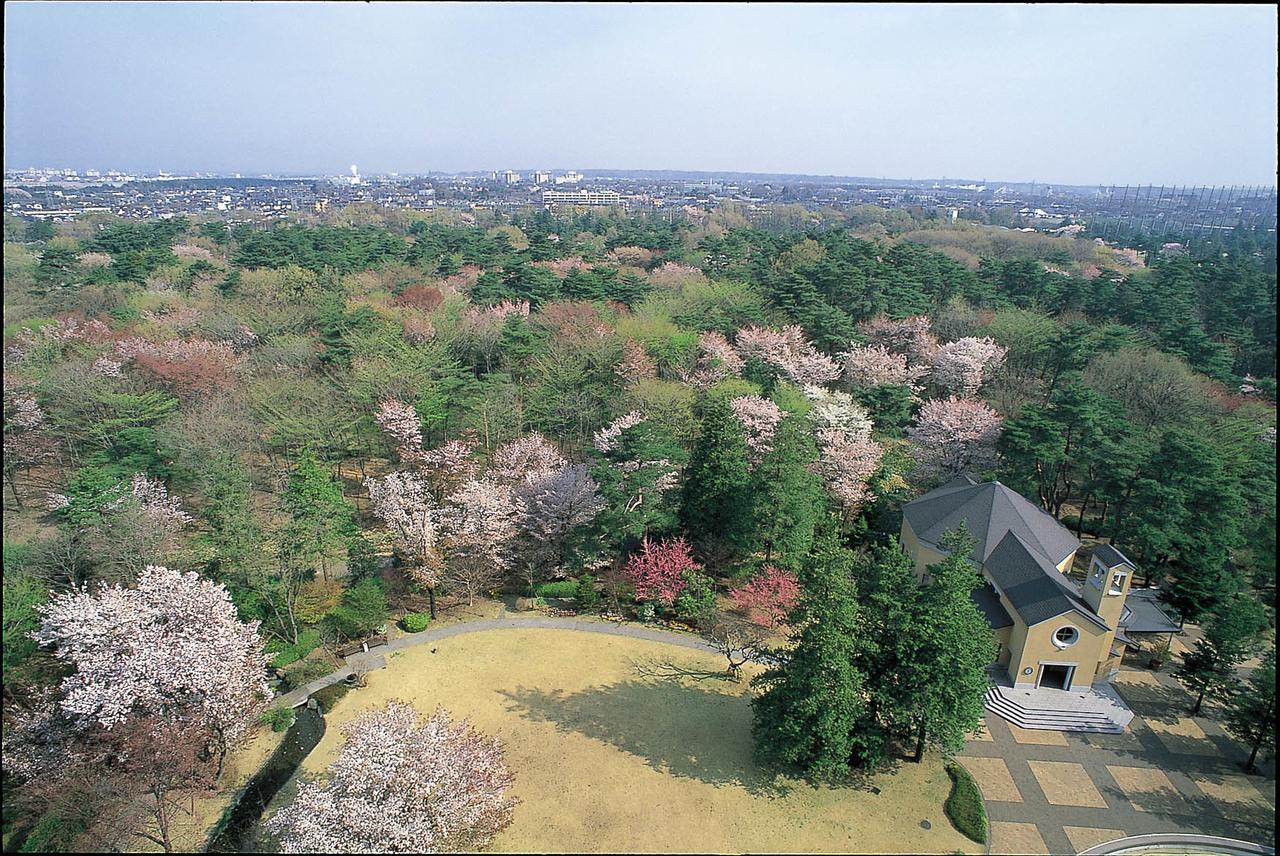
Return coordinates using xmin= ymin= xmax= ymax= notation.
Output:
xmin=500 ymin=677 xmax=791 ymax=797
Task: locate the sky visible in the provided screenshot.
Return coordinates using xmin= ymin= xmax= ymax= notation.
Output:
xmin=4 ymin=3 xmax=1277 ymax=186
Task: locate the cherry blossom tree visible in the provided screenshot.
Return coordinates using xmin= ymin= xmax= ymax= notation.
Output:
xmin=485 ymin=432 xmax=566 ymax=488
xmin=728 ymin=565 xmax=801 ymax=630
xmin=857 ymin=315 xmax=939 ymax=365
xmin=729 ymin=395 xmax=784 ymax=467
xmin=375 ymin=399 xmax=424 ymax=460
xmin=813 ymin=429 xmax=886 ymax=515
xmin=365 ymin=471 xmax=443 ymax=615
xmin=3 ymin=376 xmax=55 ymax=507
xmin=676 ymin=331 xmax=744 ymax=389
xmin=929 ymin=337 xmax=1007 ymax=397
xmin=438 ymin=479 xmax=523 ymax=605
xmin=906 ymin=396 xmax=1004 ymax=484
xmin=839 ymin=343 xmax=926 ymax=390
xmin=616 ymin=340 xmax=657 ymax=387
xmin=265 ymin=701 xmax=517 ymax=854
xmin=517 ymin=464 xmax=605 ymax=590
xmin=734 ymin=325 xmax=841 ymax=386
xmin=593 ymin=410 xmax=647 ymax=454
xmin=32 ymin=565 xmax=270 ymax=776
xmin=802 ymin=386 xmax=874 ymax=441
xmin=622 ymin=536 xmax=701 ymax=606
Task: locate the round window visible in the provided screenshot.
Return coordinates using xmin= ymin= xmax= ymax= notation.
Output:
xmin=1053 ymin=626 xmax=1080 ymax=648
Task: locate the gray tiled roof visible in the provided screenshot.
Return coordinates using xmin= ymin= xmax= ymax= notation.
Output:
xmin=903 ymin=479 xmax=1081 ymax=567
xmin=1093 ymin=543 xmax=1135 ymax=570
xmin=1119 ymin=588 xmax=1180 ymax=634
xmin=971 ymin=583 xmax=1014 ymax=629
xmin=983 ymin=531 xmax=1111 ymax=630
xmin=983 ymin=529 xmax=1116 ymax=632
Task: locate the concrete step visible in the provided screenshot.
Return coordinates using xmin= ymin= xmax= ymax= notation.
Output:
xmin=983 ymin=688 xmax=1126 ymax=733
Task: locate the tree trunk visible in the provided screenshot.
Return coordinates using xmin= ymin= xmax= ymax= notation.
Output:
xmin=1191 ymin=689 xmax=1204 ymax=715
xmin=1245 ymin=730 xmax=1262 ymax=774
xmin=913 ymin=720 xmax=926 ymax=763
xmin=1075 ymin=491 xmax=1093 ymax=538
xmin=427 ymin=586 xmax=437 ymax=619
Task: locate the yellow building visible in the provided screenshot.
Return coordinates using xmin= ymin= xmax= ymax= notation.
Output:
xmin=901 ymin=476 xmax=1143 ymax=692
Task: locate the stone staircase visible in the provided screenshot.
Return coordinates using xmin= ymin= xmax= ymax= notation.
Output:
xmin=983 ymin=683 xmax=1133 ymax=733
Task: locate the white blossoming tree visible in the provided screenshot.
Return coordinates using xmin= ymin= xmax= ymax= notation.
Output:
xmin=32 ymin=565 xmax=270 ymax=777
xmin=438 ymin=479 xmax=524 ymax=605
xmin=906 ymin=396 xmax=1004 ymax=485
xmin=266 ymin=701 xmax=517 ymax=854
xmin=729 ymin=395 xmax=784 ymax=467
xmin=733 ymin=325 xmax=841 ymax=386
xmin=365 ymin=471 xmax=443 ymax=615
xmin=517 ymin=464 xmax=606 ymax=590
xmin=929 ymin=337 xmax=1007 ymax=397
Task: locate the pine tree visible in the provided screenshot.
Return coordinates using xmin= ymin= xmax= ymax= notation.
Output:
xmin=1222 ymin=646 xmax=1276 ymax=774
xmin=680 ymin=397 xmax=754 ymax=561
xmin=751 ymin=415 xmax=825 ymax=570
xmin=283 ymin=448 xmax=356 ymax=580
xmin=751 ymin=522 xmax=869 ymax=779
xmin=1174 ymin=592 xmax=1269 ymax=714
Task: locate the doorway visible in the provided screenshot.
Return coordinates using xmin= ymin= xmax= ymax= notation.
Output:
xmin=1037 ymin=663 xmax=1074 ymax=690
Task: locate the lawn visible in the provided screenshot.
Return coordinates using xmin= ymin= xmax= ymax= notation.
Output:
xmin=284 ymin=627 xmax=977 ymax=854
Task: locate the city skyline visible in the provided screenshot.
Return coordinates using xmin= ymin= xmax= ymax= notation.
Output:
xmin=5 ymin=3 xmax=1277 ymax=187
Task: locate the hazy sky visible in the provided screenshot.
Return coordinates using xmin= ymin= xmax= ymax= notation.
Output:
xmin=4 ymin=3 xmax=1277 ymax=185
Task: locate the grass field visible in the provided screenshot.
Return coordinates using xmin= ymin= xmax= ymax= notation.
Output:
xmin=291 ymin=627 xmax=976 ymax=854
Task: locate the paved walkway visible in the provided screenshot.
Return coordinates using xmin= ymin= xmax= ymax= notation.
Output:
xmin=960 ymin=664 xmax=1276 ymax=855
xmin=273 ymin=612 xmax=720 ymax=709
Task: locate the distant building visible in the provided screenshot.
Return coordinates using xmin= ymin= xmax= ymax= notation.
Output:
xmin=554 ymin=171 xmax=584 ymax=185
xmin=532 ymin=170 xmax=552 ymax=185
xmin=542 ymin=189 xmax=624 ymax=207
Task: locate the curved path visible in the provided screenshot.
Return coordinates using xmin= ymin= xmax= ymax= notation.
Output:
xmin=273 ymin=613 xmax=721 ymax=709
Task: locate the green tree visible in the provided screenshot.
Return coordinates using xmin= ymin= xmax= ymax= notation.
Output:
xmin=851 ymin=539 xmax=921 ymax=766
xmin=750 ymin=415 xmax=824 ymax=570
xmin=680 ymin=397 xmax=754 ymax=562
xmin=751 ymin=522 xmax=869 ymax=779
xmin=1222 ymin=646 xmax=1276 ymax=774
xmin=25 ymin=219 xmax=55 ymax=242
xmin=282 ymin=448 xmax=356 ymax=580
xmin=326 ymin=577 xmax=388 ymax=640
xmin=1174 ymin=593 xmax=1269 ymax=714
xmin=898 ymin=526 xmax=996 ymax=762
xmin=33 ymin=245 xmax=82 ymax=293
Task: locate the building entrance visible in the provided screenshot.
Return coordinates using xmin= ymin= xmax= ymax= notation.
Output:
xmin=1038 ymin=663 xmax=1074 ymax=690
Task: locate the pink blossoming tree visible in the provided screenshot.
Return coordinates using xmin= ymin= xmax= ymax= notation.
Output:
xmin=622 ymin=536 xmax=701 ymax=606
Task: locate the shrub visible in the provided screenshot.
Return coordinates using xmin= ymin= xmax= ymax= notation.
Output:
xmin=672 ymin=569 xmax=716 ymax=623
xmin=635 ymin=601 xmax=656 ymax=622
xmin=260 ymin=706 xmax=296 ymax=732
xmin=295 ymin=579 xmax=345 ymax=624
xmin=534 ymin=580 xmax=578 ymax=599
xmin=944 ymin=761 xmax=988 ymax=844
xmin=279 ymin=658 xmax=332 ymax=691
xmin=575 ymin=575 xmax=601 ymax=612
xmin=269 ymin=629 xmax=322 ymax=670
xmin=402 ymin=611 xmax=432 ymax=633
xmin=326 ymin=577 xmax=387 ymax=640
xmin=311 ymin=682 xmax=350 ymax=713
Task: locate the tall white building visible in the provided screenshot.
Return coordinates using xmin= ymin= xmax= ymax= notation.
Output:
xmin=554 ymin=170 xmax=584 ymax=185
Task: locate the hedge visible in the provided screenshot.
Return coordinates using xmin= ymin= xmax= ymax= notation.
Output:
xmin=944 ymin=760 xmax=988 ymax=844
xmin=534 ymin=580 xmax=579 ymax=599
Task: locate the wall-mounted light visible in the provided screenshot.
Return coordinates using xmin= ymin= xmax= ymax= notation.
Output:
xmin=1023 ymin=667 xmax=1033 ymax=676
